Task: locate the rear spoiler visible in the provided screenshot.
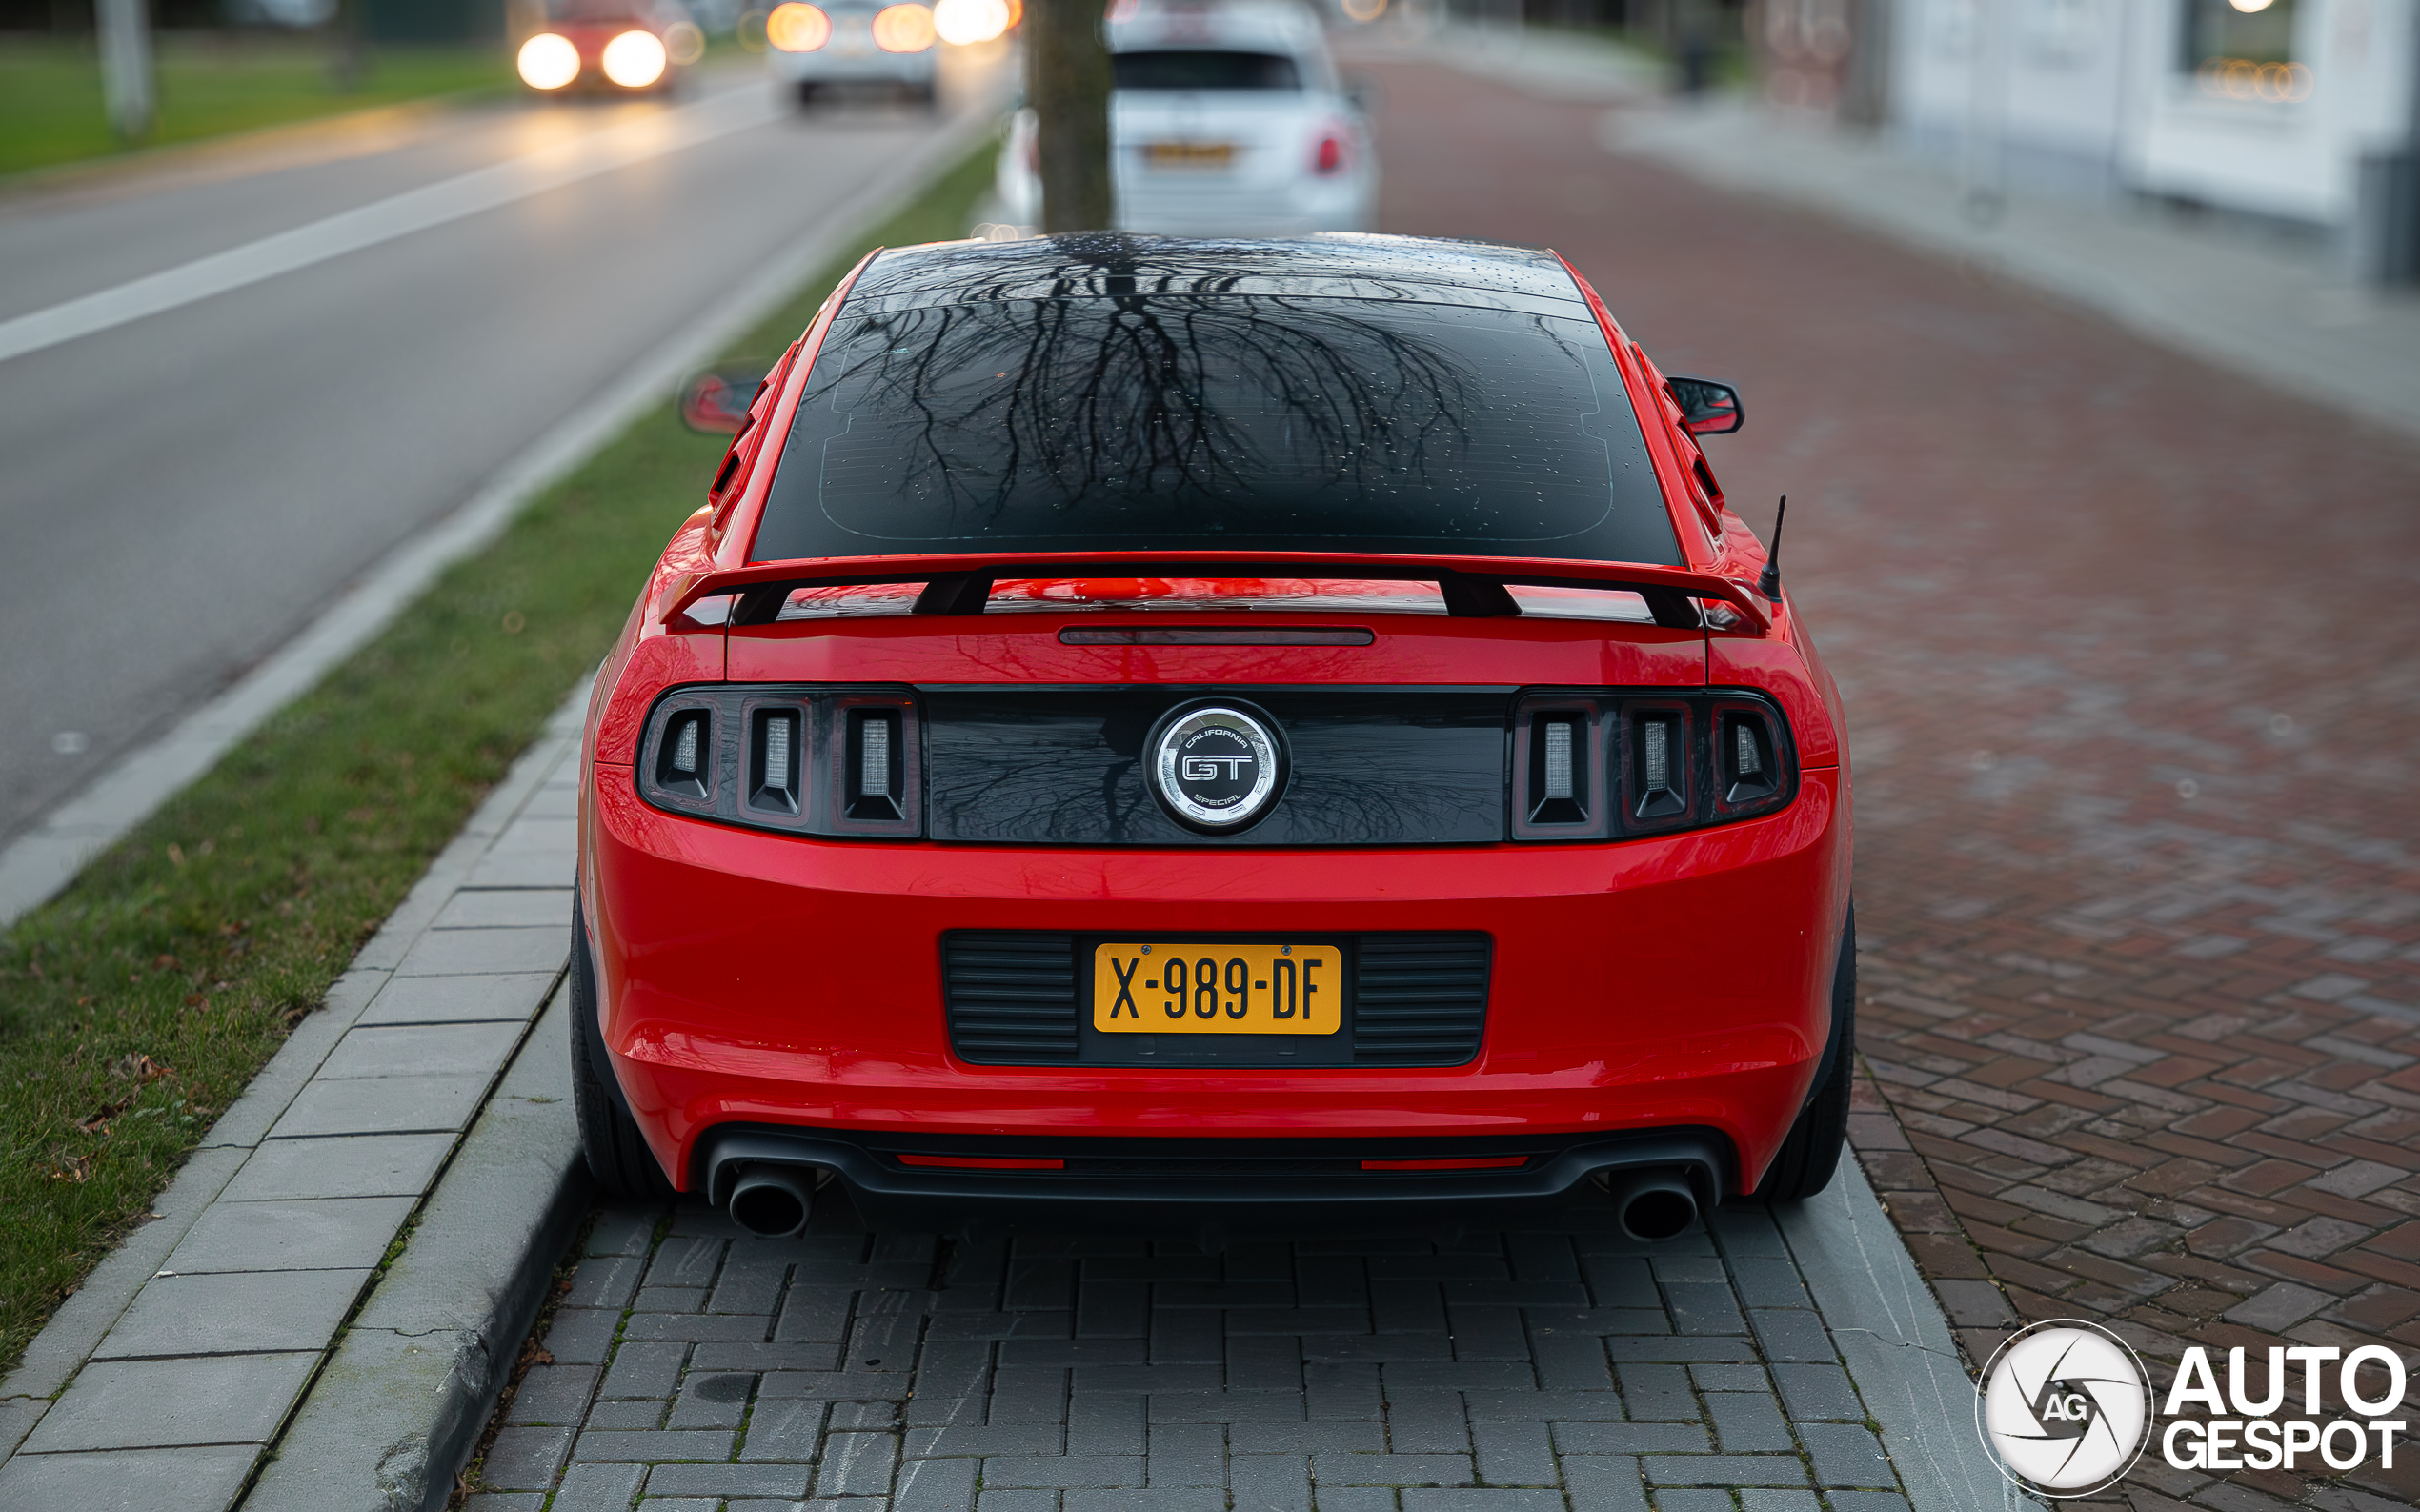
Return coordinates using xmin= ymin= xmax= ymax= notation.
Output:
xmin=664 ymin=553 xmax=1772 ymax=635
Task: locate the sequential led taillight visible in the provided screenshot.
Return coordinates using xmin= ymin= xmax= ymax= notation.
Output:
xmin=1510 ymin=691 xmax=1795 ymax=842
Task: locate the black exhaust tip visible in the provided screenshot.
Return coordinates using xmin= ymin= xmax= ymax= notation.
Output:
xmin=728 ymin=1163 xmax=814 ymax=1238
xmin=1604 ymin=1169 xmax=1699 ymax=1242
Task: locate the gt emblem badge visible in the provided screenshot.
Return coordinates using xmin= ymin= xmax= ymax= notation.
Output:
xmin=1151 ymin=704 xmax=1283 ymax=830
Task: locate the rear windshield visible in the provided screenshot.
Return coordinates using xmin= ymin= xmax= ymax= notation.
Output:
xmin=751 ymin=295 xmax=1680 ymax=566
xmin=1113 ymin=50 xmax=1302 ymax=91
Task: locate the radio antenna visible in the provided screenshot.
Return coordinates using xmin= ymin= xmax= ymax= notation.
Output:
xmin=1758 ymin=495 xmax=1787 ymax=601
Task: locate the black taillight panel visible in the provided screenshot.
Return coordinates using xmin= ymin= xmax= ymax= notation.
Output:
xmin=639 ymin=686 xmax=919 ymax=838
xmin=1510 ymin=689 xmax=1795 ymax=842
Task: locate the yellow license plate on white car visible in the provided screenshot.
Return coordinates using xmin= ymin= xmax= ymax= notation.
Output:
xmin=1143 ymin=141 xmax=1235 ymax=170
xmin=1093 ymin=942 xmax=1342 ymax=1034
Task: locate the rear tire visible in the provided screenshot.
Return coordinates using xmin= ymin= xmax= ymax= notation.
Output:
xmin=570 ymin=903 xmax=676 ymax=1200
xmin=1754 ymin=905 xmax=1856 ymax=1202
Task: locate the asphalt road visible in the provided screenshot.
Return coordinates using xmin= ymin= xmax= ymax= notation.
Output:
xmin=0 ymin=59 xmax=998 ymax=849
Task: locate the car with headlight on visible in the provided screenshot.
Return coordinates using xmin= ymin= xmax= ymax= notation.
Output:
xmin=764 ymin=0 xmax=940 ymax=106
xmin=575 ymin=232 xmax=1852 ymax=1244
xmin=995 ymin=0 xmax=1373 ymax=234
xmin=516 ymin=0 xmax=700 ymax=94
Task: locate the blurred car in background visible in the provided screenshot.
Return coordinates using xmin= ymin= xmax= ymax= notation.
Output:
xmin=764 ymin=0 xmax=943 ymax=107
xmin=996 ymin=0 xmax=1373 ymax=235
xmin=516 ymin=0 xmax=704 ymax=94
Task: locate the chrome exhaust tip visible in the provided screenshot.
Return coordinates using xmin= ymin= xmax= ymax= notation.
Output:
xmin=727 ymin=1163 xmax=815 ymax=1238
xmin=1604 ymin=1168 xmax=1699 ymax=1242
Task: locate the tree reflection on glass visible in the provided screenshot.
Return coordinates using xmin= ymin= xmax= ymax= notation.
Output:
xmin=750 ymin=232 xmax=1681 ymax=565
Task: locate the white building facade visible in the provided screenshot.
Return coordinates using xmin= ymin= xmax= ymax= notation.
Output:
xmin=1885 ymin=0 xmax=2420 ymax=279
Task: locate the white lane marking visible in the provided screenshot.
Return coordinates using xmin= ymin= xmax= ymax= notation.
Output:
xmin=0 ymin=100 xmax=1006 ymax=928
xmin=0 ymin=82 xmax=784 ymax=367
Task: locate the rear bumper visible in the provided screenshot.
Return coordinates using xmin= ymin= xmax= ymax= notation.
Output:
xmin=699 ymin=1125 xmax=1730 ymax=1235
xmin=768 ymin=49 xmax=934 ymax=83
xmin=583 ymin=763 xmax=1849 ymax=1195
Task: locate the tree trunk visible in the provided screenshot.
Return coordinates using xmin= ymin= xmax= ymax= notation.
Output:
xmin=1025 ymin=0 xmax=1114 ymax=232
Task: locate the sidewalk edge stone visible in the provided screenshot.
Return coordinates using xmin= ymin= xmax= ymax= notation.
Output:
xmin=240 ymin=990 xmax=587 ymax=1512
xmin=1778 ymin=1156 xmax=2039 ymax=1512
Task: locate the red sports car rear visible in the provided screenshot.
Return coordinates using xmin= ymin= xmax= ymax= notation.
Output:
xmin=574 ymin=233 xmax=1853 ymax=1242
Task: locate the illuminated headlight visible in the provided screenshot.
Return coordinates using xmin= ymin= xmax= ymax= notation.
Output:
xmin=516 ymin=32 xmax=581 ymax=90
xmin=602 ymin=30 xmax=668 ymax=88
xmin=767 ymin=1 xmax=833 ymax=50
xmin=872 ymin=3 xmax=938 ymax=52
xmin=933 ymin=0 xmax=1010 ymax=44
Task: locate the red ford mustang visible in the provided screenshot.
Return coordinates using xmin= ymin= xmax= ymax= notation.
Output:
xmin=574 ymin=233 xmax=1853 ymax=1242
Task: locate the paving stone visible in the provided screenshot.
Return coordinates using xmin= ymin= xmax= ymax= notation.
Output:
xmin=1062 ymin=1491 xmax=1225 ymax=1512
xmin=508 ymin=1364 xmax=603 ymax=1426
xmin=434 ymin=888 xmax=575 ymax=930
xmin=981 ymin=1453 xmax=1143 ymax=1488
xmin=1231 ymin=1453 xmax=1312 ymax=1512
xmin=1704 ymin=1392 xmax=1793 ymax=1453
xmin=575 ymin=1428 xmax=737 ymax=1462
xmin=1642 ymin=1455 xmax=1809 ymax=1486
xmin=552 ymin=1461 xmax=646 ymax=1512
xmin=1737 ymin=1493 xmax=1822 ymax=1512
xmin=221 ymin=1132 xmax=452 ymax=1200
xmin=646 ymin=1462 xmax=817 ymax=1497
xmin=319 ymin=1019 xmax=526 ymax=1079
xmin=356 ymin=972 xmax=560 ymax=1025
xmin=1310 ymin=1452 xmax=1473 ymax=1486
xmin=480 ymin=1423 xmax=577 ymax=1490
xmin=817 ymin=1431 xmax=901 ymax=1496
xmin=161 ymin=1195 xmax=413 ymax=1274
xmin=92 ymin=1268 xmax=369 ymax=1358
xmin=1468 ymin=1420 xmax=1555 ymax=1485
xmin=1399 ymin=1492 xmax=1565 ymax=1512
xmin=545 ymin=1308 xmax=624 ymax=1365
xmin=267 ymin=1071 xmax=490 ymax=1138
xmin=602 ymin=1341 xmax=688 ymax=1399
xmin=0 ymin=1444 xmax=261 ymax=1512
xmin=1744 ymin=1310 xmax=1833 ymax=1363
xmin=1769 ymin=1362 xmax=1864 ymax=1421
xmin=1795 ymin=1421 xmax=1895 ymax=1488
xmin=894 ymin=1454 xmax=982 ymax=1512
xmin=464 ymin=1495 xmax=546 ymax=1512
xmin=1555 ymin=1456 xmax=1651 ymax=1512
xmin=22 ymin=1352 xmax=320 ymax=1451
xmin=1546 ymin=1422 xmax=1710 ymax=1456
xmin=394 ymin=924 xmax=569 ymax=976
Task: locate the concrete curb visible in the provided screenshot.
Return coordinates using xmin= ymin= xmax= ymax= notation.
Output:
xmin=1782 ymin=1158 xmax=2040 ymax=1512
xmin=0 ymin=688 xmax=580 ymax=1420
xmin=242 ymin=989 xmax=587 ymax=1512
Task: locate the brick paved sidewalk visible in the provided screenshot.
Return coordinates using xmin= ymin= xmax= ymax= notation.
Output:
xmin=1348 ymin=51 xmax=2420 ymax=1512
xmin=464 ymin=1196 xmax=1935 ymax=1512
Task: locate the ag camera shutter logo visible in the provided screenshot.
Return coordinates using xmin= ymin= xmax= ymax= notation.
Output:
xmin=1975 ymin=1320 xmax=2152 ymax=1498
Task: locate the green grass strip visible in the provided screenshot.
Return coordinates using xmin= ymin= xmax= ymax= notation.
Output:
xmin=0 ymin=138 xmax=1001 ymax=1379
xmin=0 ymin=36 xmax=522 ymax=180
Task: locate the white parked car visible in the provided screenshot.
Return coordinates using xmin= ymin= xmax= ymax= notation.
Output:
xmin=997 ymin=0 xmax=1375 ymax=235
xmin=764 ymin=0 xmax=938 ymax=107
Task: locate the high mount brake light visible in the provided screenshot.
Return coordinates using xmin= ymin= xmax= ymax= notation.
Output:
xmin=1508 ymin=691 xmax=1796 ymax=842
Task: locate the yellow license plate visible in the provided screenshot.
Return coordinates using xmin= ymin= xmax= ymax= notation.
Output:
xmin=1093 ymin=942 xmax=1342 ymax=1034
xmin=1143 ymin=141 xmax=1235 ymax=169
